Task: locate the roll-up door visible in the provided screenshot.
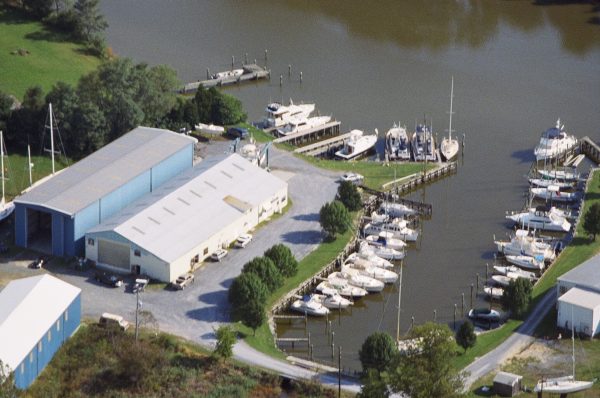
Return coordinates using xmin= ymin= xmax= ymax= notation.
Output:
xmin=98 ymin=239 xmax=130 ymax=270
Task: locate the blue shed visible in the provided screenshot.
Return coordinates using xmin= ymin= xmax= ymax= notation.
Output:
xmin=13 ymin=127 xmax=197 ymax=257
xmin=0 ymin=274 xmax=81 ymax=389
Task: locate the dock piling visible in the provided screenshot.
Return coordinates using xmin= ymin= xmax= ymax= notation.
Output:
xmin=433 ymin=309 xmax=437 ymax=322
xmin=300 ymin=71 xmax=303 ymax=83
xmin=279 ymin=74 xmax=283 ymax=87
xmin=288 ymin=64 xmax=292 ymax=77
xmin=231 ymin=55 xmax=235 ymax=70
xmin=264 ymin=49 xmax=268 ymax=66
xmin=453 ymin=304 xmax=457 ymax=330
xmin=461 ymin=293 xmax=465 ymax=317
xmin=244 ymin=52 xmax=248 ymax=64
xmin=206 ymin=68 xmax=210 ymax=80
xmin=470 ymin=284 xmax=474 ymax=309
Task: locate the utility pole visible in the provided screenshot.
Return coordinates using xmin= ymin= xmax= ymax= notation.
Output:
xmin=338 ymin=346 xmax=342 ymax=398
xmin=135 ymin=289 xmax=141 ymax=341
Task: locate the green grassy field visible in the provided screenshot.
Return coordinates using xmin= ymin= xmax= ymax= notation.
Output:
xmin=3 ymin=153 xmax=69 ymax=200
xmin=0 ymin=9 xmax=100 ymax=99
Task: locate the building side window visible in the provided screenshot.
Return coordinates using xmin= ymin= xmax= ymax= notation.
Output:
xmin=21 ymin=363 xmax=24 ymax=374
xmin=30 ymin=351 xmax=33 ymax=363
xmin=134 ymin=249 xmax=141 ymax=257
xmin=56 ymin=320 xmax=60 ymax=331
xmin=48 ymin=329 xmax=52 ymax=342
xmin=87 ymin=238 xmax=95 ymax=246
xmin=64 ymin=310 xmax=68 ymax=322
xmin=559 ymin=285 xmax=568 ymax=295
xmin=38 ymin=341 xmax=42 ymax=352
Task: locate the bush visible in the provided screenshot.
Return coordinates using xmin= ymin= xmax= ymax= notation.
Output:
xmin=319 ymin=200 xmax=352 ymax=239
xmin=583 ymin=202 xmax=600 ymax=241
xmin=228 ymin=272 xmax=269 ymax=312
xmin=239 ymin=299 xmax=266 ymax=335
xmin=213 ymin=325 xmax=236 ymax=359
xmin=337 ymin=180 xmax=362 ymax=211
xmin=455 ymin=320 xmax=476 ymax=352
xmin=264 ymin=244 xmax=298 ymax=277
xmin=242 ymin=256 xmax=283 ymax=292
xmin=502 ymin=277 xmax=533 ymax=319
xmin=359 ymin=332 xmax=396 ymax=373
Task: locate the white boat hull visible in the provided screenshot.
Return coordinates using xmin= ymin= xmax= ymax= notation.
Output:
xmin=316 ymin=281 xmax=367 ymax=298
xmin=440 ymin=138 xmax=459 ymax=161
xmin=534 ymin=377 xmax=593 ymax=394
xmin=335 ymin=130 xmax=377 ymax=160
xmin=505 ymin=255 xmax=544 ymax=270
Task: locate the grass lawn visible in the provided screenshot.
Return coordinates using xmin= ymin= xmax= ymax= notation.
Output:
xmin=296 ymin=155 xmax=435 ymax=191
xmin=4 ymin=153 xmax=69 ymax=200
xmin=0 ymin=8 xmax=100 ymax=99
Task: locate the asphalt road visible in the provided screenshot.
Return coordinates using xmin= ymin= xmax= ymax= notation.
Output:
xmin=462 ymin=289 xmax=557 ymax=389
xmin=49 ymin=141 xmax=361 ymax=392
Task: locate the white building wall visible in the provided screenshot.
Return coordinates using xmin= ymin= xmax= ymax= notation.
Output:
xmin=557 ymin=301 xmax=598 ymax=337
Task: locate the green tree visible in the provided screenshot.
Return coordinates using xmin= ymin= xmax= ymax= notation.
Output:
xmin=73 ymin=0 xmax=108 ymax=43
xmin=502 ymin=277 xmax=532 ymax=319
xmin=242 ymin=256 xmax=283 ymax=292
xmin=23 ymin=85 xmax=45 ymax=112
xmin=0 ymin=359 xmax=18 ymax=398
xmin=193 ymin=86 xmax=218 ymax=123
xmin=141 ymin=65 xmax=179 ymax=125
xmin=264 ymin=244 xmax=298 ymax=277
xmin=213 ymin=325 xmax=236 ymax=359
xmin=358 ymin=369 xmax=390 ymax=398
xmin=211 ymin=93 xmax=246 ymax=125
xmin=23 ymin=0 xmax=54 ymax=18
xmin=337 ymin=180 xmax=362 ymax=211
xmin=228 ymin=272 xmax=268 ymax=313
xmin=455 ymin=320 xmax=476 ymax=352
xmin=240 ymin=299 xmax=266 ymax=335
xmin=319 ymin=200 xmax=352 ymax=239
xmin=387 ymin=323 xmax=465 ymax=398
xmin=0 ymin=91 xmax=13 ymax=132
xmin=69 ymin=101 xmax=107 ymax=157
xmin=583 ymin=203 xmax=600 ymax=241
xmin=359 ymin=332 xmax=396 ymax=373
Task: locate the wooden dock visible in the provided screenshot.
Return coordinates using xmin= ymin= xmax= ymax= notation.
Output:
xmin=581 ymin=136 xmax=600 ymax=165
xmin=380 ymin=162 xmax=458 ymax=196
xmin=180 ymin=64 xmax=270 ymax=94
xmin=293 ymin=131 xmax=352 ymax=156
xmin=273 ymin=121 xmax=341 ymax=146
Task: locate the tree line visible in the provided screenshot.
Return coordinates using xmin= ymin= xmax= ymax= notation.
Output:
xmin=0 ymin=58 xmax=246 ymax=160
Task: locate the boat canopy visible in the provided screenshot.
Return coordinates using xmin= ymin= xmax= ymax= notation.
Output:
xmin=541 ymin=127 xmax=562 ymax=139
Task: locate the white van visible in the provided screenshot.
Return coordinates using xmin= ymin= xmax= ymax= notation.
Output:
xmin=99 ymin=313 xmax=130 ymax=331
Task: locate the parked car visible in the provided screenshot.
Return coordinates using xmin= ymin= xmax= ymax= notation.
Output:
xmin=171 ymin=273 xmax=194 ymax=290
xmin=99 ymin=313 xmax=129 ymax=331
xmin=95 ymin=271 xmax=124 ymax=287
xmin=211 ymin=248 xmax=228 ymax=262
xmin=235 ymin=233 xmax=253 ymax=248
xmin=227 ymin=126 xmax=249 ymax=139
xmin=29 ymin=256 xmax=46 ymax=269
xmin=339 ymin=172 xmax=364 ymax=185
xmin=132 ymin=277 xmax=149 ymax=293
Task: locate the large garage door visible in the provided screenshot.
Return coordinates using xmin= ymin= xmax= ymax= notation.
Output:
xmin=98 ymin=240 xmax=130 ymax=270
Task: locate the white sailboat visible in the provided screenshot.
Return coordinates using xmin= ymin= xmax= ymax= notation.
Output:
xmin=440 ymin=77 xmax=459 ymax=162
xmin=0 ymin=131 xmax=15 ymax=222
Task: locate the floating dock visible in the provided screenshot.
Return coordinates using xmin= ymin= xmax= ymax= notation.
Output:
xmin=180 ymin=64 xmax=270 ymax=94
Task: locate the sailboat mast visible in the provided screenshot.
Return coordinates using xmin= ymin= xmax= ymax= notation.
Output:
xmin=28 ymin=145 xmax=32 ymax=186
xmin=449 ymin=77 xmax=454 ymax=141
xmin=396 ymin=263 xmax=403 ymax=342
xmin=572 ymin=308 xmax=575 ymax=379
xmin=49 ymin=103 xmax=55 ymax=175
xmin=0 ymin=131 xmax=4 ymax=204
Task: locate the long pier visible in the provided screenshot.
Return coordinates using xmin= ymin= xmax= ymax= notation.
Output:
xmin=273 ymin=121 xmax=341 ymax=146
xmin=180 ymin=64 xmax=270 ymax=94
xmin=381 ymin=162 xmax=458 ymax=195
xmin=293 ymin=131 xmax=352 ymax=156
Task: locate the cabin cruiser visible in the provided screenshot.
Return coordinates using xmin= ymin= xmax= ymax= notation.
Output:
xmin=380 ymin=202 xmax=416 ymax=218
xmin=506 ymin=206 xmax=571 ymax=232
xmin=533 ymin=119 xmax=577 ymax=161
xmin=264 ymin=100 xmax=315 ymax=127
xmin=316 ymin=280 xmax=368 ymax=299
xmin=411 ymin=124 xmax=437 ymax=162
xmin=364 ymin=231 xmax=407 ymax=250
xmin=495 ymin=229 xmax=556 ymax=262
xmin=530 ymin=187 xmax=581 ymax=203
xmin=345 ymin=251 xmax=393 ymax=269
xmin=359 ymin=241 xmax=405 ymax=261
xmin=483 ymin=286 xmax=504 ymax=300
xmin=493 ymin=266 xmax=537 ymax=280
xmin=342 ymin=263 xmax=398 ymax=284
xmin=328 ymin=271 xmax=384 ymax=293
xmin=335 ymin=129 xmax=378 ymax=160
xmin=492 ymin=271 xmax=535 ymax=287
xmin=290 ymin=295 xmax=330 ymax=316
xmin=468 ymin=308 xmax=501 ymax=322
xmin=538 ymin=168 xmax=579 ymax=182
xmin=311 ymin=292 xmax=353 ymax=310
xmin=505 ymin=254 xmax=544 ymax=271
xmin=385 ymin=124 xmax=411 ymax=161
xmin=363 ymin=220 xmax=418 ymax=242
xmin=275 ymin=115 xmax=331 ymax=137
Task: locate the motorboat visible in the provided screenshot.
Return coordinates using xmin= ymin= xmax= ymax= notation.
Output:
xmin=339 ymin=172 xmax=364 ymax=185
xmin=334 ymin=129 xmax=378 ymax=160
xmin=411 ymin=124 xmax=437 ymax=162
xmin=359 ymin=240 xmax=405 ymax=261
xmin=315 ymin=280 xmax=368 ymax=299
xmin=505 ymin=254 xmax=545 ymax=271
xmin=491 ymin=275 xmax=512 ymax=287
xmin=0 ymin=131 xmax=15 ymax=222
xmin=364 ymin=231 xmax=407 ymax=250
xmin=363 ymin=220 xmax=418 ymax=242
xmin=440 ymin=77 xmax=459 ymax=161
xmin=483 ymin=286 xmax=504 ymax=300
xmin=346 ymin=251 xmax=394 ymax=269
xmin=468 ymin=308 xmax=501 ymax=322
xmin=493 ymin=265 xmax=536 ymax=280
xmin=275 ymin=115 xmax=331 ymax=137
xmin=212 ymin=69 xmax=244 ymax=79
xmin=342 ymin=263 xmax=398 ymax=284
xmin=369 ymin=211 xmax=389 ymax=224
xmin=385 ymin=124 xmax=411 ymax=161
xmin=328 ymin=271 xmax=384 ymax=293
xmin=311 ymin=292 xmax=353 ymax=310
xmin=495 ymin=229 xmax=556 ymax=262
xmin=264 ymin=100 xmax=315 ymax=127
xmin=530 ymin=186 xmax=581 ymax=203
xmin=506 ymin=206 xmax=571 ymax=232
xmin=538 ymin=168 xmax=579 ymax=182
xmin=290 ymin=295 xmax=330 ymax=316
xmin=380 ymin=201 xmax=416 ymax=218
xmin=528 ymin=178 xmax=574 ymax=190
xmin=194 ymin=122 xmax=225 ymax=135
xmin=533 ymin=119 xmax=577 ymax=161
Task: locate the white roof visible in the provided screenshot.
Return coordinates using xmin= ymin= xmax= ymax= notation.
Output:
xmin=558 ymin=254 xmax=600 ymax=293
xmin=87 ymin=153 xmax=287 ymax=263
xmin=0 ymin=275 xmax=81 ymax=370
xmin=559 ymin=287 xmax=600 ymax=310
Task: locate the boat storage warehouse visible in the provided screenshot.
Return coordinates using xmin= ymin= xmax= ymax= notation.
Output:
xmin=85 ymin=153 xmax=288 ymax=282
xmin=13 ymin=127 xmax=197 ymax=257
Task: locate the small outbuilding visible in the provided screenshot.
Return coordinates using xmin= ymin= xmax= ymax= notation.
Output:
xmin=493 ymin=371 xmax=522 ymax=397
xmin=0 ymin=274 xmax=81 ymax=389
xmin=557 ymin=287 xmax=600 ymax=337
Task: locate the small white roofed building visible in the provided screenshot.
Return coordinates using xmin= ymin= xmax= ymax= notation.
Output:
xmin=85 ymin=153 xmax=288 ymax=282
xmin=557 ymin=287 xmax=600 ymax=337
xmin=0 ymin=275 xmax=81 ymax=389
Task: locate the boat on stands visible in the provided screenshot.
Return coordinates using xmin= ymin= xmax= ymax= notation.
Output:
xmin=495 ymin=229 xmax=555 ymax=262
xmin=364 ymin=231 xmax=407 ymax=250
xmin=505 ymin=254 xmax=545 ymax=271
xmin=346 ymin=251 xmax=394 ymax=269
xmin=335 ymin=129 xmax=378 ymax=160
xmin=411 ymin=123 xmax=437 ymax=162
xmin=316 ymin=280 xmax=368 ymax=299
xmin=342 ymin=263 xmax=398 ymax=284
xmin=328 ymin=270 xmax=384 ymax=293
xmin=538 ymin=168 xmax=579 ymax=182
xmin=385 ymin=124 xmax=411 ymax=161
xmin=290 ymin=295 xmax=330 ymax=316
xmin=363 ymin=220 xmax=418 ymax=242
xmin=380 ymin=201 xmax=417 ymax=218
xmin=483 ymin=286 xmax=504 ymax=300
xmin=530 ymin=186 xmax=581 ymax=203
xmin=311 ymin=292 xmax=353 ymax=310
xmin=264 ymin=100 xmax=315 ymax=128
xmin=359 ymin=240 xmax=406 ymax=261
xmin=493 ymin=266 xmax=537 ymax=280
xmin=275 ymin=115 xmax=331 ymax=137
xmin=533 ymin=119 xmax=577 ymax=162
xmin=440 ymin=77 xmax=459 ymax=161
xmin=506 ymin=205 xmax=571 ymax=232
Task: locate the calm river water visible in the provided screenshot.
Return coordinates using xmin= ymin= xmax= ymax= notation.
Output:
xmin=101 ymin=0 xmax=600 ymax=370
